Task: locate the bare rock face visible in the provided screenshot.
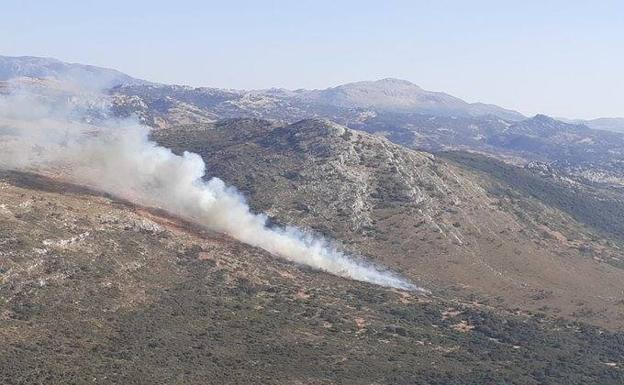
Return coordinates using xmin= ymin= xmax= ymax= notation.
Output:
xmin=155 ymin=118 xmax=624 ymax=330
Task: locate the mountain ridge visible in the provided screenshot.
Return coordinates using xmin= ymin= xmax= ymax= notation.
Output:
xmin=6 ymin=55 xmax=623 ymax=128
xmin=0 ymin=55 xmax=150 ymax=90
xmin=0 ymin=55 xmax=525 ymax=120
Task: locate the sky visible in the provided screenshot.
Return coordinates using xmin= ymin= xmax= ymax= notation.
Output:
xmin=2 ymin=0 xmax=623 ymax=119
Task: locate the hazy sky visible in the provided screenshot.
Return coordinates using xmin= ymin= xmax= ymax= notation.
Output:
xmin=2 ymin=0 xmax=623 ymax=119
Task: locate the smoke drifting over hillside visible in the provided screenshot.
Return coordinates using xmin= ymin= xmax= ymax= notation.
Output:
xmin=0 ymin=87 xmax=420 ymax=291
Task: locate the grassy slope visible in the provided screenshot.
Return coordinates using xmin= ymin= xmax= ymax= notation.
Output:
xmin=442 ymin=151 xmax=624 ymax=246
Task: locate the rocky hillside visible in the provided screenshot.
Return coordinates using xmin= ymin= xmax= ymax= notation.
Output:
xmin=443 ymin=152 xmax=624 ymax=245
xmin=109 ymin=83 xmax=369 ymax=128
xmin=110 ymin=83 xmax=624 ymax=188
xmin=3 ymin=172 xmax=624 ymax=385
xmin=154 ymin=118 xmax=624 ymax=330
xmin=109 ymin=79 xmax=525 ymax=128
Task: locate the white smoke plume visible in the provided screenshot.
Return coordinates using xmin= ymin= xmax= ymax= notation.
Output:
xmin=0 ymin=85 xmax=421 ymax=291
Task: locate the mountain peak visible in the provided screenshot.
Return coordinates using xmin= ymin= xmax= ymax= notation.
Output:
xmin=336 ymin=78 xmax=422 ymax=91
xmin=373 ymin=78 xmax=420 ymax=87
xmin=528 ymin=114 xmax=586 ymax=129
xmin=533 ymin=114 xmax=555 ymax=121
xmin=298 ymin=78 xmax=524 ymax=120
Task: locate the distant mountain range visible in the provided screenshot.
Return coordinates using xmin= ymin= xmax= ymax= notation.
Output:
xmin=2 ymin=54 xmax=624 ymax=187
xmin=3 ymin=54 xmax=622 ymax=127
